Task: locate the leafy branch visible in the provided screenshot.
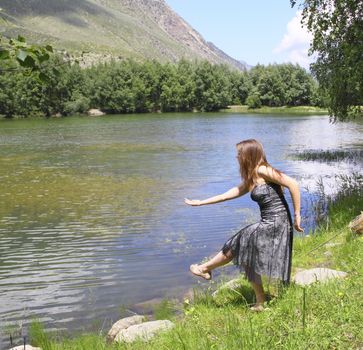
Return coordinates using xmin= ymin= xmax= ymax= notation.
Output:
xmin=0 ymin=34 xmax=59 ymax=81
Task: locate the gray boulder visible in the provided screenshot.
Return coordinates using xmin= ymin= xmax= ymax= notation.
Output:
xmin=133 ymin=297 xmax=164 ymax=314
xmin=87 ymin=108 xmax=105 ymax=116
xmin=293 ymin=268 xmax=347 ymax=286
xmin=107 ymin=315 xmax=145 ymax=342
xmin=348 ymin=211 xmax=363 ymax=234
xmin=212 ymin=278 xmax=241 ymax=298
xmin=115 ymin=320 xmax=175 ymax=343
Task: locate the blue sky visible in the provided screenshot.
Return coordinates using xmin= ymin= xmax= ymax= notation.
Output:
xmin=165 ymin=1 xmax=314 ymax=68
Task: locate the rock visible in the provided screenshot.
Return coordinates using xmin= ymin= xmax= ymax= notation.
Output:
xmin=133 ymin=297 xmax=164 ymax=314
xmin=182 ymin=288 xmax=195 ymax=302
xmin=212 ymin=278 xmax=241 ymax=298
xmin=115 ymin=320 xmax=175 ymax=343
xmin=9 ymin=346 xmax=41 ymax=350
xmin=133 ymin=297 xmax=180 ymax=316
xmin=107 ymin=315 xmax=146 ymax=342
xmin=294 ymin=267 xmax=306 ymax=273
xmin=293 ymin=268 xmax=348 ymax=286
xmin=348 ymin=212 xmax=363 ymax=235
xmin=87 ymin=108 xmax=105 ymax=116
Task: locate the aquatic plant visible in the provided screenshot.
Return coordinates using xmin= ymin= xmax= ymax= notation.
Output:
xmin=293 ymin=149 xmax=363 ymax=163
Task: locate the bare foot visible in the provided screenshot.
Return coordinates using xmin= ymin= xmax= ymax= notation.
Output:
xmin=190 ymin=264 xmax=211 ymax=280
xmin=250 ymin=304 xmax=265 ymax=312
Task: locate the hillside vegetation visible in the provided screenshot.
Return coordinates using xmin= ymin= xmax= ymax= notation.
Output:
xmin=0 ymin=0 xmax=246 ymax=69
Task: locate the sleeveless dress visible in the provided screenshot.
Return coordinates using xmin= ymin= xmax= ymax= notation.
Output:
xmin=222 ymin=182 xmax=293 ymax=284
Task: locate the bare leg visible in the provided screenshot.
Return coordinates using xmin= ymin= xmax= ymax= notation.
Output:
xmin=190 ymin=250 xmax=233 ymax=279
xmin=199 ymin=250 xmax=233 ymax=272
xmin=246 ymin=268 xmax=265 ymax=310
xmin=250 ymin=281 xmax=265 ymax=306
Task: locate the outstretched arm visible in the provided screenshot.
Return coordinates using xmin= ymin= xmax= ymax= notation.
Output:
xmin=184 ymin=183 xmax=248 ymax=206
xmin=258 ymin=165 xmax=304 ymax=232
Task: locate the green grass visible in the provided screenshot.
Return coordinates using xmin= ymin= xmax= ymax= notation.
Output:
xmin=293 ymin=149 xmax=363 ymax=163
xmin=23 ymin=178 xmax=363 ymax=349
xmin=0 ymin=0 xmax=241 ymax=68
xmin=221 ymin=105 xmax=329 ymax=115
xmin=0 ymin=1 xmax=186 ymax=61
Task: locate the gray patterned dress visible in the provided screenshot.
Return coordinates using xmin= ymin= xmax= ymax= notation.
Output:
xmin=222 ymin=182 xmax=293 ymax=284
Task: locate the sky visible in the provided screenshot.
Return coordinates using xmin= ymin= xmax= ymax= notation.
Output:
xmin=165 ymin=0 xmax=314 ymax=68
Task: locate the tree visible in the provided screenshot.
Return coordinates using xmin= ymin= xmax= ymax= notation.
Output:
xmin=0 ymin=34 xmax=56 ymax=82
xmin=247 ymin=63 xmax=318 ymax=107
xmin=194 ymin=61 xmax=232 ymax=111
xmin=246 ymin=91 xmax=262 ymax=109
xmin=291 ymin=0 xmax=363 ymax=121
xmin=1 ymin=15 xmax=61 ymax=89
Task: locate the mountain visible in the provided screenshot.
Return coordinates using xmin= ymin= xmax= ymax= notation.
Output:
xmin=0 ymin=0 xmax=247 ymax=70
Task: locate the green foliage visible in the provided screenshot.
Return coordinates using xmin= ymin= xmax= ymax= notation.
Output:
xmin=291 ymin=0 xmax=363 ymax=121
xmin=0 ymin=58 xmax=324 ymax=118
xmin=246 ymin=92 xmax=262 ymax=109
xmin=63 ymin=94 xmax=90 ymax=115
xmin=153 ymin=299 xmax=176 ymax=321
xmin=29 ymin=321 xmax=53 ymax=349
xmin=249 ymin=63 xmax=320 ymax=107
xmin=160 ymin=60 xmax=196 ymax=112
xmin=294 ymin=149 xmax=363 ymax=163
xmin=0 ymin=55 xmax=73 ymax=117
xmin=194 ymin=62 xmax=232 ymax=111
xmin=0 ymin=34 xmax=56 ymax=82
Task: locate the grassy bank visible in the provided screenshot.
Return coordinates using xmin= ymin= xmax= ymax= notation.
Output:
xmin=221 ymin=105 xmax=329 ymax=115
xmin=293 ymin=149 xmax=363 ymax=163
xmin=22 ymin=178 xmax=363 ymax=349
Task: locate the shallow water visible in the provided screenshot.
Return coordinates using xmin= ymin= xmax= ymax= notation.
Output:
xmin=0 ymin=113 xmax=361 ymax=343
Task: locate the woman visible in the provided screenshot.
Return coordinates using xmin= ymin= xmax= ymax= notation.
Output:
xmin=185 ymin=139 xmax=303 ymax=311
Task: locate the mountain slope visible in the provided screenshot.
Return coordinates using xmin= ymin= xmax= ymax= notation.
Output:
xmin=0 ymin=0 xmax=246 ymax=70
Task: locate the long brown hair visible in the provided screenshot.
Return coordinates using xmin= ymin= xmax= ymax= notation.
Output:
xmin=236 ymin=139 xmax=282 ymax=192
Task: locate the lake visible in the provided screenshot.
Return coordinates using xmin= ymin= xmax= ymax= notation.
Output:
xmin=0 ymin=113 xmax=361 ymax=342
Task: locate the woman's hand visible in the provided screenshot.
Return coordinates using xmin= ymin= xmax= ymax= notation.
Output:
xmin=294 ymin=214 xmax=304 ymax=232
xmin=184 ymin=198 xmax=202 ymax=206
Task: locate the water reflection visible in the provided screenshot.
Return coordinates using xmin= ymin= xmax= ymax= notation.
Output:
xmin=0 ymin=113 xmax=361 ymax=340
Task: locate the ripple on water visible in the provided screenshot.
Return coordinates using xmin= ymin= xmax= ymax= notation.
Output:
xmin=0 ymin=114 xmax=361 ymax=337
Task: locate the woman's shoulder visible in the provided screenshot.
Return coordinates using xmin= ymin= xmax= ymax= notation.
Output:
xmin=257 ymin=164 xmax=285 ymax=184
xmin=257 ymin=164 xmax=272 ymax=176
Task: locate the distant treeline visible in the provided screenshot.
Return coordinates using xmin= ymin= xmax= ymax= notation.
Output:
xmin=0 ymin=58 xmax=326 ymax=118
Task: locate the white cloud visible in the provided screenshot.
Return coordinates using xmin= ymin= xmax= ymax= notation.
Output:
xmin=274 ymin=11 xmax=315 ymax=68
